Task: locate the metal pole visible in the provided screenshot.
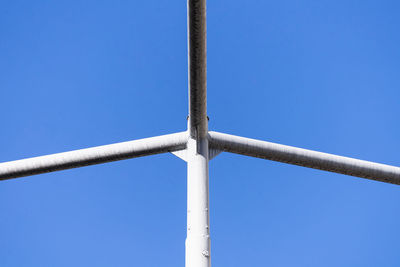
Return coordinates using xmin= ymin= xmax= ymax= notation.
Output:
xmin=187 ymin=0 xmax=210 ymax=266
xmin=209 ymin=131 xmax=400 ymax=185
xmin=0 ymin=132 xmax=187 ymax=181
xmin=188 ymin=0 xmax=207 ymax=139
xmin=186 ymin=136 xmax=210 ymax=267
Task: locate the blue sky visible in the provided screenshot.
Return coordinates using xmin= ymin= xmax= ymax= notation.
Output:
xmin=1 ymin=0 xmax=399 ymax=266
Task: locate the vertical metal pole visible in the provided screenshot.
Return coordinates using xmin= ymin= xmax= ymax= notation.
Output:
xmin=188 ymin=0 xmax=207 ymax=140
xmin=187 ymin=0 xmax=210 ymax=266
xmin=186 ymin=136 xmax=210 ymax=267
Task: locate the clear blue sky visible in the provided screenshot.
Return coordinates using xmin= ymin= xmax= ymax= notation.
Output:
xmin=1 ymin=0 xmax=399 ymax=266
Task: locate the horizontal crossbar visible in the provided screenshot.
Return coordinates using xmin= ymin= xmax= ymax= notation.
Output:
xmin=0 ymin=132 xmax=187 ymax=181
xmin=1 ymin=130 xmax=399 ymax=185
xmin=208 ymin=131 xmax=400 ymax=185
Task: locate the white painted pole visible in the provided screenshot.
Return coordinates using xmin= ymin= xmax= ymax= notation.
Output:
xmin=186 ymin=136 xmax=210 ymax=267
xmin=0 ymin=132 xmax=187 ymax=181
xmin=186 ymin=0 xmax=210 ymax=265
xmin=209 ymin=131 xmax=400 ymax=185
xmin=187 ymin=0 xmax=207 ymax=140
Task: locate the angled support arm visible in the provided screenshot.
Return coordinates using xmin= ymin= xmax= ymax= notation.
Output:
xmin=0 ymin=132 xmax=188 ymax=181
xmin=208 ymin=131 xmax=400 ymax=185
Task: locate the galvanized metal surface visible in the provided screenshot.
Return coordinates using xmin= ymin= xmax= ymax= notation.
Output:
xmin=208 ymin=131 xmax=400 ymax=185
xmin=188 ymin=0 xmax=207 ymax=139
xmin=0 ymin=132 xmax=187 ymax=181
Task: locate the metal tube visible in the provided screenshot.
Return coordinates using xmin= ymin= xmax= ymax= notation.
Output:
xmin=208 ymin=131 xmax=400 ymax=185
xmin=186 ymin=136 xmax=211 ymax=267
xmin=188 ymin=0 xmax=207 ymax=139
xmin=186 ymin=1 xmax=211 ymax=265
xmin=0 ymin=132 xmax=188 ymax=181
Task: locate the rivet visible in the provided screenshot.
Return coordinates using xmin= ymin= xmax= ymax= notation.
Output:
xmin=202 ymin=250 xmax=209 ymax=257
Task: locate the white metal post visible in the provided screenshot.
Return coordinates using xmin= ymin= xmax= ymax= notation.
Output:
xmin=186 ymin=136 xmax=210 ymax=267
xmin=186 ymin=0 xmax=210 ymax=265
